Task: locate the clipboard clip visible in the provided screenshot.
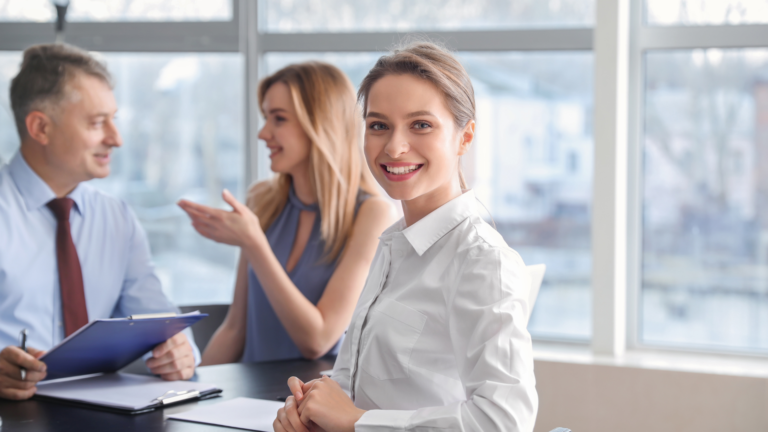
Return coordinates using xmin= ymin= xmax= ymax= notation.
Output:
xmin=152 ymin=389 xmax=201 ymax=405
xmin=128 ymin=312 xmax=177 ymax=320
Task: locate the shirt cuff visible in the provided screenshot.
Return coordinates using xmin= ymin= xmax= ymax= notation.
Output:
xmin=355 ymin=410 xmax=415 ymax=432
xmin=140 ymin=329 xmax=201 ymax=371
xmin=183 ymin=328 xmax=202 ymax=367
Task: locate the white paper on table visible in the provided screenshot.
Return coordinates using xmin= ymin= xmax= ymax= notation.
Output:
xmin=36 ymin=373 xmax=218 ymax=411
xmin=168 ymin=397 xmax=284 ymax=431
xmin=319 ymin=369 xmax=333 ymax=376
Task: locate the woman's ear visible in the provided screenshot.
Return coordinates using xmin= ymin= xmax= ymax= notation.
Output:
xmin=458 ymin=120 xmax=475 ymax=156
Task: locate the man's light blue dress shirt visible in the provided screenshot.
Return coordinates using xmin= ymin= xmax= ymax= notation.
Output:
xmin=0 ymin=152 xmax=199 ymax=362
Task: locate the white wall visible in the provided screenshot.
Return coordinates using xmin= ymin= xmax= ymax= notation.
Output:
xmin=534 ymin=359 xmax=768 ymax=432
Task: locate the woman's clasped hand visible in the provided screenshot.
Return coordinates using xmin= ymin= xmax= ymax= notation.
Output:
xmin=274 ymin=376 xmax=365 ymax=432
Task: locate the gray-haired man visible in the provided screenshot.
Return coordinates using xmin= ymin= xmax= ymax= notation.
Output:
xmin=0 ymin=43 xmax=199 ymax=400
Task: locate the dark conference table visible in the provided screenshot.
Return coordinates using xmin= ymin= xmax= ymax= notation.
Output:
xmin=0 ymin=357 xmax=336 ymax=432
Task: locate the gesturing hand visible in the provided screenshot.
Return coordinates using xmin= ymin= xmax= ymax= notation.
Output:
xmin=178 ymin=189 xmax=264 ymax=248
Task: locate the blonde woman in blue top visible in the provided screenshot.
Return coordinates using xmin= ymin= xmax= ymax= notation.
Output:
xmin=178 ymin=62 xmax=395 ymax=363
xmin=274 ymin=43 xmax=538 ymax=432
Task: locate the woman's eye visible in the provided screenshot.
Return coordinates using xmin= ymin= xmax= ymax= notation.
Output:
xmin=275 ymin=116 xmax=286 ymax=123
xmin=369 ymin=122 xmax=388 ymax=131
xmin=413 ymin=121 xmax=431 ymax=130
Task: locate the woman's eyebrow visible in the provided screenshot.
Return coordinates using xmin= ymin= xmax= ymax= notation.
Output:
xmin=367 ymin=110 xmax=436 ymax=120
xmin=366 ymin=111 xmax=388 ymax=120
xmin=268 ymin=108 xmax=288 ymax=115
xmin=404 ymin=110 xmax=435 ymax=119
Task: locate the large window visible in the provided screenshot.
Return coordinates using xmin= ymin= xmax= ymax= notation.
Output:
xmin=641 ymin=50 xmax=768 ymax=352
xmin=1 ymin=0 xmax=596 ymax=339
xmin=7 ymin=0 xmax=765 ymax=359
xmin=636 ymin=0 xmax=768 ymax=355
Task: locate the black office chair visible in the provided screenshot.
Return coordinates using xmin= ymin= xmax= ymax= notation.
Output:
xmin=180 ymin=304 xmax=230 ymax=352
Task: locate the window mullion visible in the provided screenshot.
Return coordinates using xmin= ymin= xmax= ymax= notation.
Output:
xmin=592 ymin=0 xmax=630 ymax=356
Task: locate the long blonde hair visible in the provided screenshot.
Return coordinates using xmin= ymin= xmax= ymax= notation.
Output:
xmin=248 ymin=61 xmax=379 ymax=261
xmin=357 ymin=41 xmax=475 ymax=190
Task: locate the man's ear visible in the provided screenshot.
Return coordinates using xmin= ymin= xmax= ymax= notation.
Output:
xmin=458 ymin=120 xmax=475 ymax=156
xmin=25 ymin=111 xmax=53 ymax=145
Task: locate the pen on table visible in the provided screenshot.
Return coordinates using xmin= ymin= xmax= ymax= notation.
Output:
xmin=19 ymin=328 xmax=28 ymax=381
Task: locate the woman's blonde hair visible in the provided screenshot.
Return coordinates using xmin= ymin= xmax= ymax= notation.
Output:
xmin=248 ymin=61 xmax=379 ymax=261
xmin=357 ymin=41 xmax=476 ymax=190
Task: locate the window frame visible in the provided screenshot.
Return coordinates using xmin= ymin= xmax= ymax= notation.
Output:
xmin=627 ymin=0 xmax=768 ymax=358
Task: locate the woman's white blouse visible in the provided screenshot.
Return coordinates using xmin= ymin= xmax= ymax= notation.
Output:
xmin=332 ymin=190 xmax=538 ymax=432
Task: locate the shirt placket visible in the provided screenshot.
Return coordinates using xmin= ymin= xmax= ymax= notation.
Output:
xmin=350 ymin=239 xmax=395 ymax=401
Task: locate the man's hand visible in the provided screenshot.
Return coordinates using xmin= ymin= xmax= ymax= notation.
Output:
xmin=0 ymin=346 xmax=46 ymax=400
xmin=145 ymin=333 xmax=195 ymax=380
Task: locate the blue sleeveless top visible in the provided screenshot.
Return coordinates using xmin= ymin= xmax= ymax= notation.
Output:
xmin=241 ymin=185 xmax=369 ymax=362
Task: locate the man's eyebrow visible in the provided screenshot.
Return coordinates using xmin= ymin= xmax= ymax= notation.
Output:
xmin=404 ymin=110 xmax=435 ymax=119
xmin=366 ymin=111 xmax=388 ymax=120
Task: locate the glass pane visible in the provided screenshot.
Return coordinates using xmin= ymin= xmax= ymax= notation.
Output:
xmin=460 ymin=52 xmax=593 ymax=340
xmin=643 ymin=49 xmax=768 ymax=352
xmin=0 ymin=52 xmax=244 ymax=306
xmin=0 ymin=0 xmax=232 ymax=22
xmin=68 ymin=0 xmax=232 ymax=22
xmin=261 ymin=0 xmax=594 ymax=33
xmin=264 ymin=51 xmax=594 ymax=341
xmin=646 ymin=0 xmax=768 ymax=26
xmin=0 ymin=52 xmax=21 ymax=164
xmin=0 ymin=0 xmax=52 ymax=21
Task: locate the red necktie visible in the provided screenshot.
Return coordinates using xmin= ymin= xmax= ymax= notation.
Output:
xmin=47 ymin=198 xmax=89 ymax=337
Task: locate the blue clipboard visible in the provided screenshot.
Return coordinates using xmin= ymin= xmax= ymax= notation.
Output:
xmin=40 ymin=312 xmax=207 ymax=381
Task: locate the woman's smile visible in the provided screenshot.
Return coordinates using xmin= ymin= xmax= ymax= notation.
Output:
xmin=380 ymin=162 xmax=424 ymax=181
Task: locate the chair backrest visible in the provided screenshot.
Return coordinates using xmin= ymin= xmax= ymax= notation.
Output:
xmin=526 ymin=264 xmax=546 ymax=322
xmin=180 ymin=304 xmax=230 ymax=352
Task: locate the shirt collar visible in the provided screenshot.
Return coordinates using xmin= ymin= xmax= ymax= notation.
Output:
xmin=392 ymin=190 xmax=477 ymax=256
xmin=8 ymin=151 xmax=86 ymax=216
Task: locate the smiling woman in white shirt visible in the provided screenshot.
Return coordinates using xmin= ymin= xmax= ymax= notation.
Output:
xmin=273 ymin=41 xmax=538 ymax=432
